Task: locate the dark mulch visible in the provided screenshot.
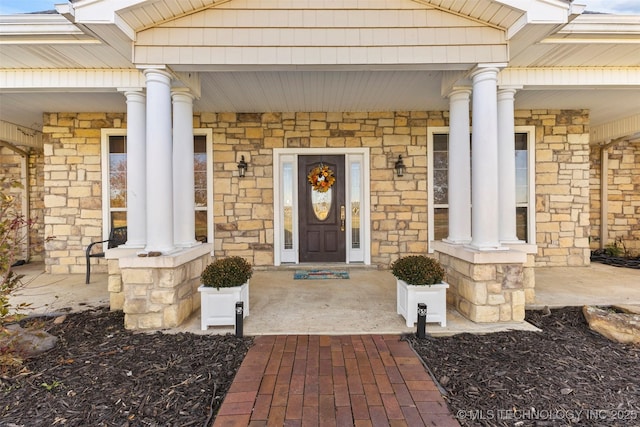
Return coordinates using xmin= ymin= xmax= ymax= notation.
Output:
xmin=1 ymin=308 xmax=253 ymax=427
xmin=591 ymin=250 xmax=640 ymax=269
xmin=2 ymin=307 xmax=639 ymax=426
xmin=407 ymin=307 xmax=640 ymax=426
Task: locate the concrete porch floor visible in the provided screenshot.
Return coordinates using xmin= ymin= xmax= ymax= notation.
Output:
xmin=9 ymin=262 xmax=639 ymax=336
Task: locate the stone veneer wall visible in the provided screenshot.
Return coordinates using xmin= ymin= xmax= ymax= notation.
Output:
xmin=42 ymin=113 xmax=125 ymax=274
xmin=197 ymin=111 xmax=446 ymax=268
xmin=107 ymin=246 xmax=211 ymax=329
xmin=37 ymin=109 xmax=592 ymax=271
xmin=0 ymin=147 xmax=45 ymax=261
xmin=589 ymin=140 xmax=640 ymax=256
xmin=516 ymin=109 xmax=591 ymax=266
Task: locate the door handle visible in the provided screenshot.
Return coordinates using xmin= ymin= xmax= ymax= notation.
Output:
xmin=340 ymin=205 xmax=345 ymax=231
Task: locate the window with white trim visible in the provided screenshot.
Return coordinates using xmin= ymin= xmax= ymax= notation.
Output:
xmin=101 ymin=130 xmax=212 ymax=242
xmin=428 ymin=127 xmax=535 ymax=246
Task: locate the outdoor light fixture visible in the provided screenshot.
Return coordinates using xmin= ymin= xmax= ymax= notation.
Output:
xmin=237 ymin=155 xmax=248 ymax=178
xmin=394 ymin=155 xmax=406 ymax=177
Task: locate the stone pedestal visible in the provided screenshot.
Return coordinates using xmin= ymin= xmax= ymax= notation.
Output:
xmin=433 ymin=241 xmax=536 ymax=323
xmin=107 ymin=244 xmax=211 ymax=330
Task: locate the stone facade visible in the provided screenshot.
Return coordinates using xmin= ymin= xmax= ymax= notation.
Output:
xmin=434 ymin=243 xmax=529 ymax=322
xmin=590 ymin=139 xmax=640 ymax=256
xmin=42 ymin=113 xmax=126 ymax=274
xmin=36 ymin=109 xmax=595 ymax=273
xmin=108 ymin=245 xmax=211 ymax=330
xmin=197 ymin=111 xmax=445 ymax=268
xmin=0 ymin=147 xmax=45 ymax=261
xmin=515 ymin=109 xmax=591 ymax=266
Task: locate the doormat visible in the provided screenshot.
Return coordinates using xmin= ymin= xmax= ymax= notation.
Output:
xmin=294 ymin=270 xmax=350 ymax=280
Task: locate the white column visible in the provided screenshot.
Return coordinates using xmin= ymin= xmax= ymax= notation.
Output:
xmin=469 ymin=67 xmax=504 ymax=250
xmin=172 ymin=89 xmax=198 ymax=247
xmin=143 ymin=69 xmax=174 ymax=253
xmin=123 ymin=90 xmax=146 ymax=248
xmin=445 ymin=88 xmax=472 ymax=244
xmin=497 ymin=87 xmax=521 ymax=243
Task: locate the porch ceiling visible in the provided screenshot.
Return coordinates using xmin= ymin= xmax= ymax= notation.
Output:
xmin=2 ymin=70 xmax=639 ymax=131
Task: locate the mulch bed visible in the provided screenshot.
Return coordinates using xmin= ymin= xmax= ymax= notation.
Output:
xmin=407 ymin=307 xmax=640 ymax=426
xmin=1 ymin=308 xmax=253 ymax=426
xmin=1 ymin=307 xmax=638 ymax=426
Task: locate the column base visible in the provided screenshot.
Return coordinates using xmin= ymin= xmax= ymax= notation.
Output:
xmin=465 ymin=242 xmax=509 ymax=251
xmin=442 ymin=238 xmax=471 ymax=245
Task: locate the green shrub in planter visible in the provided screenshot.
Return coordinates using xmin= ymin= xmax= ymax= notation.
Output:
xmin=390 ymin=255 xmax=445 ymax=286
xmin=200 ymin=256 xmax=253 ymax=289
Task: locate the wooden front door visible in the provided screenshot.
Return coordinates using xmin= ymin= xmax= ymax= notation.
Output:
xmin=298 ymin=155 xmax=346 ymax=263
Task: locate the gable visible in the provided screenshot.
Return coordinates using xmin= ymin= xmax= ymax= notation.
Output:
xmin=134 ymin=0 xmax=508 ymax=67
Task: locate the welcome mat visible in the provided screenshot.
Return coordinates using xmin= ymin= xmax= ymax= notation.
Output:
xmin=294 ymin=270 xmax=350 ymax=280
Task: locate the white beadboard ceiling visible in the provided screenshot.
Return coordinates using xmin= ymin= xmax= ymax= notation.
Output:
xmin=0 ymin=0 xmax=638 ymax=131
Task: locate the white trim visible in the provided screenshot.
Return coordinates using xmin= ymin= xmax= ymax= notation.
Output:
xmin=273 ymin=147 xmax=371 ymax=266
xmin=101 ymin=128 xmax=127 ymax=240
xmin=427 ymin=126 xmax=449 ymax=251
xmin=515 ymin=125 xmax=536 ymax=245
xmin=0 ymin=69 xmax=145 ymax=90
xmin=194 ymin=128 xmax=214 ymax=252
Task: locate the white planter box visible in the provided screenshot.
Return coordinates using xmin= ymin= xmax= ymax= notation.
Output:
xmin=198 ymin=281 xmax=249 ymax=330
xmin=396 ymin=279 xmax=449 ymax=327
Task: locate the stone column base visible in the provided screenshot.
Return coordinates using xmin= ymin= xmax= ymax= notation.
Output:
xmin=107 ymin=244 xmax=212 ymax=330
xmin=433 ymin=241 xmax=536 ymax=323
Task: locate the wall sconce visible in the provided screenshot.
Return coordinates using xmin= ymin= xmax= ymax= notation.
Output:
xmin=237 ymin=155 xmax=248 ymax=178
xmin=394 ymin=155 xmax=406 ymax=177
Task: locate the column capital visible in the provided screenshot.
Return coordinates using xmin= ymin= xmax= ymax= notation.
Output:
xmin=470 ymin=66 xmax=500 ymax=82
xmin=448 ymin=87 xmax=472 ymax=99
xmin=171 ymin=88 xmax=196 ymax=101
xmin=142 ymin=68 xmax=173 ymax=83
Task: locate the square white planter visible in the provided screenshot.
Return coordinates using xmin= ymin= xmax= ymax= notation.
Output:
xmin=396 ymin=279 xmax=449 ymax=327
xmin=198 ymin=281 xmax=249 ymax=330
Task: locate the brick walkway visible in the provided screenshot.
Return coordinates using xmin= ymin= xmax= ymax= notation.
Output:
xmin=212 ymin=335 xmax=460 ymax=426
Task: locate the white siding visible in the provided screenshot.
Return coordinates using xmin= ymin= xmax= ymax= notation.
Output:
xmin=134 ymin=0 xmax=508 ymax=66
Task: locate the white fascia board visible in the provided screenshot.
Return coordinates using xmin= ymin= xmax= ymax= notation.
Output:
xmin=70 ymin=0 xmax=145 ymax=40
xmin=0 ymin=15 xmax=83 ymax=36
xmin=499 ymin=67 xmax=640 ymax=87
xmin=0 ymin=69 xmax=146 ymax=90
xmin=499 ymin=0 xmax=574 ymax=39
xmin=591 ymin=114 xmax=640 ymax=145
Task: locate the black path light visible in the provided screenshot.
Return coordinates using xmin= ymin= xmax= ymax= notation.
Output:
xmin=394 ymin=155 xmax=406 ymax=177
xmin=417 ymin=303 xmax=427 ymax=339
xmin=235 ymin=301 xmax=244 ymax=337
xmin=237 ymin=155 xmax=248 ymax=178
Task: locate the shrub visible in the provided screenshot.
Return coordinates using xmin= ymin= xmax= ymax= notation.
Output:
xmin=390 ymin=255 xmax=445 ymax=286
xmin=200 ymin=256 xmax=253 ymax=289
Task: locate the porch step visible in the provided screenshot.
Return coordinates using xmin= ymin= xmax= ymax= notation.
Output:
xmin=256 ymin=263 xmax=380 ymax=272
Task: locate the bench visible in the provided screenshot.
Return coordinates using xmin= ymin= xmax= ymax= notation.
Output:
xmin=85 ymin=226 xmax=127 ymax=284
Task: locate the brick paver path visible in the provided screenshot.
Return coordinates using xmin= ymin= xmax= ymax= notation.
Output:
xmin=212 ymin=335 xmax=459 ymax=426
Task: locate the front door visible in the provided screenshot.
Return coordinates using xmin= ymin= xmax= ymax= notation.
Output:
xmin=298 ymin=155 xmax=346 ymax=263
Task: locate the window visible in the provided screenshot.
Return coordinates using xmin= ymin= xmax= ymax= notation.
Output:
xmin=428 ymin=127 xmax=535 ymax=247
xmin=102 ymin=130 xmax=212 ymax=242
xmin=106 ymin=134 xmax=127 ymax=230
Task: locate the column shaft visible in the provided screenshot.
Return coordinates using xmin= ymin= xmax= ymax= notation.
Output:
xmin=123 ymin=91 xmax=146 ymax=248
xmin=469 ymin=67 xmax=503 ymax=250
xmin=497 ymin=88 xmax=520 ymax=243
xmin=445 ymin=88 xmax=472 ymax=244
xmin=172 ymin=90 xmax=198 ymax=247
xmin=144 ymin=69 xmax=174 ymax=253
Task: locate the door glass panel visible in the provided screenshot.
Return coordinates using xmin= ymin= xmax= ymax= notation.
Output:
xmin=283 ymin=163 xmax=293 ymax=250
xmin=311 ymin=188 xmax=332 ymax=221
xmin=350 ymin=162 xmax=361 ymax=249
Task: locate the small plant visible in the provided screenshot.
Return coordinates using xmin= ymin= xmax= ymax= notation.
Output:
xmin=40 ymin=380 xmax=63 ymax=391
xmin=390 ymin=255 xmax=445 ymax=286
xmin=200 ymin=256 xmax=253 ymax=289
